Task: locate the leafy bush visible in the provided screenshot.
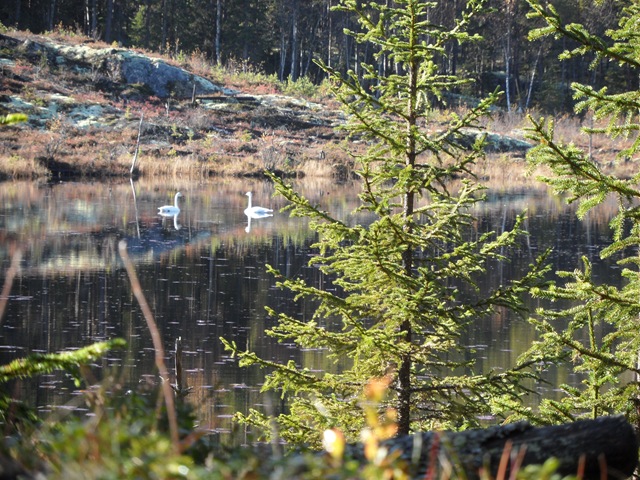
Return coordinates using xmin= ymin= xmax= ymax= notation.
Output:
xmin=33 ymin=383 xmax=210 ymax=479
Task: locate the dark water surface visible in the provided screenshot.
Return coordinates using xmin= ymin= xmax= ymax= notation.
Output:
xmin=0 ymin=177 xmax=619 ymax=439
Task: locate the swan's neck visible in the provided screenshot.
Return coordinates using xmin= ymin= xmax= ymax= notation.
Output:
xmin=174 ymin=194 xmax=180 ymax=207
xmin=247 ymin=195 xmax=252 ymax=209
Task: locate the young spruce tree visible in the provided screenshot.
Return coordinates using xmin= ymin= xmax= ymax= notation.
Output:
xmin=512 ymin=0 xmax=640 ymax=426
xmin=223 ymin=0 xmax=549 ymax=445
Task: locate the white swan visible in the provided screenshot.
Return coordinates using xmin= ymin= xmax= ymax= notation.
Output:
xmin=244 ymin=191 xmax=273 ymax=216
xmin=158 ymin=192 xmax=182 ymax=216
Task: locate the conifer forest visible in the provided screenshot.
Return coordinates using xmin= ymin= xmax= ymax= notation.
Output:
xmin=0 ymin=0 xmax=634 ymax=113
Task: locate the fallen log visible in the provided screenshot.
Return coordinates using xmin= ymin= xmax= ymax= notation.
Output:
xmin=345 ymin=416 xmax=638 ymax=479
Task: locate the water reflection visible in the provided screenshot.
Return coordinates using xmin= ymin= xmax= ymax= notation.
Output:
xmin=0 ymin=178 xmax=358 ymax=437
xmin=245 ymin=211 xmax=274 ymax=233
xmin=160 ymin=213 xmax=182 ymax=231
xmin=0 ymin=177 xmax=621 ymax=439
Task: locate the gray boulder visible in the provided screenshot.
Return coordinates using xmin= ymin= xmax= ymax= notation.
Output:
xmin=26 ymin=39 xmax=237 ymax=99
xmin=117 ymin=50 xmax=235 ymax=98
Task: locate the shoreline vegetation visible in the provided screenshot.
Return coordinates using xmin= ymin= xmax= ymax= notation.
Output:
xmin=0 ymin=28 xmax=636 ymax=185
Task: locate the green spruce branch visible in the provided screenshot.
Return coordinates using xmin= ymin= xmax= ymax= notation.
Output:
xmin=0 ymin=339 xmax=126 ymax=386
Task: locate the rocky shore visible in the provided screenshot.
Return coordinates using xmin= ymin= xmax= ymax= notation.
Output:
xmin=0 ymin=31 xmax=532 ymax=181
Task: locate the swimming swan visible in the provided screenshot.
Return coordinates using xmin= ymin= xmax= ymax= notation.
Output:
xmin=244 ymin=191 xmax=273 ymax=216
xmin=158 ymin=192 xmax=182 ymax=216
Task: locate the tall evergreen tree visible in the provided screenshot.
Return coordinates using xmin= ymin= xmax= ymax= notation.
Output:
xmin=515 ymin=0 xmax=640 ymax=427
xmin=222 ymin=0 xmax=549 ymax=445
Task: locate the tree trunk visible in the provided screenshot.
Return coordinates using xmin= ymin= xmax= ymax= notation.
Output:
xmin=14 ymin=0 xmax=21 ymax=28
xmin=161 ymin=0 xmax=168 ymax=53
xmin=504 ymin=38 xmax=511 ymax=113
xmin=84 ymin=0 xmax=97 ymax=38
xmin=290 ymin=0 xmax=299 ymax=81
xmin=525 ymin=46 xmax=542 ymax=110
xmin=170 ymin=0 xmax=177 ymax=57
xmin=115 ymin=0 xmax=124 ymax=45
xmin=326 ymin=0 xmax=332 ymax=71
xmin=104 ymin=0 xmax=113 ymax=43
xmin=48 ymin=0 xmax=56 ymax=31
xmin=143 ymin=0 xmax=150 ymax=48
xmin=279 ymin=27 xmax=287 ymax=81
xmin=449 ymin=0 xmax=458 ymax=75
xmin=302 ymin=16 xmax=320 ymax=77
xmin=397 ymin=4 xmax=420 ymax=437
xmin=215 ymin=0 xmax=222 ymax=65
xmin=345 ymin=416 xmax=638 ymax=480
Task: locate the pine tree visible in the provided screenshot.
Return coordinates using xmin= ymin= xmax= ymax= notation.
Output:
xmin=222 ymin=0 xmax=549 ymax=445
xmin=517 ymin=0 xmax=640 ymax=426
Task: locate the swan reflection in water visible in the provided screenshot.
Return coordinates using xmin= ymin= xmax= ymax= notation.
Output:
xmin=245 ymin=210 xmax=273 ymax=233
xmin=159 ymin=212 xmax=182 ymax=230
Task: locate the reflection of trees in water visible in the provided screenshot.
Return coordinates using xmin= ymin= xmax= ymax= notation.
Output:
xmin=0 ymin=178 xmax=623 ymax=437
xmin=0 ymin=178 xmax=358 ymax=274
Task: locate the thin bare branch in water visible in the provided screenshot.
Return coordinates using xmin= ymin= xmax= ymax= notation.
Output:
xmin=0 ymin=249 xmax=22 ymax=324
xmin=130 ymin=178 xmax=141 ymax=239
xmin=130 ymin=113 xmax=144 ymax=175
xmin=118 ymin=240 xmax=180 ymax=451
xmin=173 ymin=336 xmax=193 ymax=399
xmin=176 ymin=337 xmax=184 ymax=393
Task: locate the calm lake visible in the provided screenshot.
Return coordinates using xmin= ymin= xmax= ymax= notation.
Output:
xmin=0 ymin=176 xmax=620 ymax=441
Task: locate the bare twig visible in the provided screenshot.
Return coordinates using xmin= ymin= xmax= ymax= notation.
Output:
xmin=118 ymin=240 xmax=180 ymax=451
xmin=129 ymin=178 xmax=141 ymax=239
xmin=175 ymin=337 xmax=184 ymax=392
xmin=173 ymin=337 xmax=193 ymax=399
xmin=130 ymin=113 xmax=144 ymax=176
xmin=0 ymin=249 xmax=22 ymax=324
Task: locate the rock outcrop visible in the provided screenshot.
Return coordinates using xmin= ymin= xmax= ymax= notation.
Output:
xmin=9 ymin=34 xmax=237 ymax=99
xmin=0 ymin=31 xmax=532 ymax=181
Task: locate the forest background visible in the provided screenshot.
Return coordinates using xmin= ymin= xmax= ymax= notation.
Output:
xmin=0 ymin=0 xmax=633 ymax=115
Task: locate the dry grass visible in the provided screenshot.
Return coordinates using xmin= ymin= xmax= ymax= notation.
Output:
xmin=1 ymin=29 xmax=637 ymax=183
xmin=485 ymin=109 xmax=636 ymax=165
xmin=0 ymin=153 xmax=50 ymax=179
xmin=0 ymin=100 xmax=631 ymax=183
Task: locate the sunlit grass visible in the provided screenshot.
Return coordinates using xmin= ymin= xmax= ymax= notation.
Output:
xmin=0 ymin=28 xmax=635 ymax=183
